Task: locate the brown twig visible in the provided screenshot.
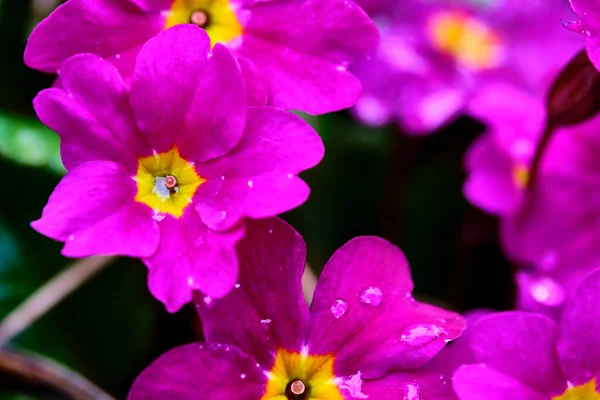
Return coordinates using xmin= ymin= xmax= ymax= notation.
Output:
xmin=302 ymin=263 xmax=318 ymax=305
xmin=0 ymin=256 xmax=115 ymax=346
xmin=0 ymin=346 xmax=115 ymax=400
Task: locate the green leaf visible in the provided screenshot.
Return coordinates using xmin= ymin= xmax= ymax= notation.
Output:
xmin=0 ymin=113 xmax=64 ymax=175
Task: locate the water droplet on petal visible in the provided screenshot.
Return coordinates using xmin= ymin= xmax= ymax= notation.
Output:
xmin=152 ymin=213 xmax=166 ymax=222
xmin=400 ymin=324 xmax=447 ymax=347
xmin=203 ymin=296 xmax=213 ymax=306
xmin=247 ymin=180 xmax=253 ymax=188
xmin=220 ymin=211 xmax=227 ymax=220
xmin=240 ymin=373 xmax=246 ymax=379
xmin=331 ymin=299 xmax=348 ymax=318
xmin=338 ymin=372 xmax=368 ymax=399
xmin=358 ymin=286 xmax=383 ymax=306
xmin=234 ymin=283 xmax=241 ymax=289
xmin=260 ymin=319 xmax=272 ymax=329
xmin=67 ymin=235 xmax=75 ymax=241
xmin=401 ymin=382 xmax=421 ymax=400
xmin=562 ymin=19 xmax=584 ymax=34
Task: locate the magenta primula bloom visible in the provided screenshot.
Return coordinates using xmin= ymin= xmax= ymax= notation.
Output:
xmin=31 ymin=26 xmax=324 ymax=312
xmin=453 ymin=268 xmax=600 ymax=400
xmin=351 ymin=0 xmax=580 ymax=135
xmin=129 ymin=218 xmax=466 ymax=399
xmin=24 ymin=0 xmax=378 ymax=115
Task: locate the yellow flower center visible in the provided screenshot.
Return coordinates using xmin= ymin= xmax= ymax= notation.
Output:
xmin=553 ymin=379 xmax=600 ymax=400
xmin=427 ymin=10 xmax=504 ymax=70
xmin=134 ymin=147 xmax=206 ymax=218
xmin=512 ymin=163 xmax=530 ymax=189
xmin=262 ymin=349 xmax=343 ymax=400
xmin=165 ymin=0 xmax=243 ymax=48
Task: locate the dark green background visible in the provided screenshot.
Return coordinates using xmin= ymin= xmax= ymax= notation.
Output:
xmin=0 ymin=0 xmax=513 ymax=398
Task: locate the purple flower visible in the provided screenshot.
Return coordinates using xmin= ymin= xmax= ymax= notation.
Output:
xmin=499 ymin=111 xmax=600 ymax=316
xmin=31 ymin=26 xmax=324 ymax=312
xmin=453 ymin=268 xmax=600 ymax=399
xmin=24 ymin=0 xmax=379 ymax=115
xmin=128 ymin=218 xmax=466 ymax=399
xmin=569 ymin=0 xmax=600 ymax=71
xmin=351 ymin=0 xmax=580 ymax=134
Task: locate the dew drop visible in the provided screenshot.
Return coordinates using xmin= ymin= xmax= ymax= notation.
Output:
xmin=67 ymin=235 xmax=75 ymax=241
xmin=562 ymin=19 xmax=584 ymax=34
xmin=220 ymin=211 xmax=227 ymax=220
xmin=260 ymin=319 xmax=272 ymax=329
xmin=152 ymin=213 xmax=166 ymax=222
xmin=339 ymin=372 xmax=368 ymax=399
xmin=247 ymin=180 xmax=254 ymax=188
xmin=401 ymin=382 xmax=421 ymax=400
xmin=400 ymin=324 xmax=447 ymax=347
xmin=203 ymin=296 xmax=213 ymax=306
xmin=240 ymin=373 xmax=247 ymax=379
xmin=358 ymin=286 xmax=383 ymax=306
xmin=331 ymin=299 xmax=348 ymax=318
xmin=234 ymin=283 xmax=241 ymax=289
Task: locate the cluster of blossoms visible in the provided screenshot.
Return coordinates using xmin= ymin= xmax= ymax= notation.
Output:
xmin=23 ymin=0 xmax=600 ymax=398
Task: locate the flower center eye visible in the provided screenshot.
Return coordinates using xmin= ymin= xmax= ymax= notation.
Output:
xmin=152 ymin=175 xmax=179 ymax=200
xmin=190 ymin=9 xmax=210 ymax=28
xmin=427 ymin=10 xmax=504 ymax=70
xmin=164 ymin=175 xmax=178 ymax=190
xmin=286 ymin=379 xmax=309 ymax=400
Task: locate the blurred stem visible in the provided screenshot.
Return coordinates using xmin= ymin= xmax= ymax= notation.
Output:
xmin=0 ymin=255 xmax=115 ymax=346
xmin=0 ymin=346 xmax=115 ymax=400
xmin=302 ymin=263 xmax=317 ymax=305
xmin=527 ymin=122 xmax=555 ymax=190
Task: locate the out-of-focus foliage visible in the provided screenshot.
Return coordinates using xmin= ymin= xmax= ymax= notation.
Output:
xmin=0 ymin=113 xmax=63 ymax=174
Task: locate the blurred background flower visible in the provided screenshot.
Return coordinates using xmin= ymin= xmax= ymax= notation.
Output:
xmin=351 ymin=0 xmax=580 ymax=134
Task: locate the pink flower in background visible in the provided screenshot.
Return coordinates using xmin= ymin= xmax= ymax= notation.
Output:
xmin=453 ymin=268 xmax=600 ymax=399
xmin=351 ymin=0 xmax=580 ymax=135
xmin=462 ymin=79 xmax=600 ymax=317
xmin=24 ymin=0 xmax=379 ymax=114
xmin=129 ymin=218 xmax=466 ymax=399
xmin=500 ymin=110 xmax=600 ymax=317
xmin=31 ymin=26 xmax=324 ymax=312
